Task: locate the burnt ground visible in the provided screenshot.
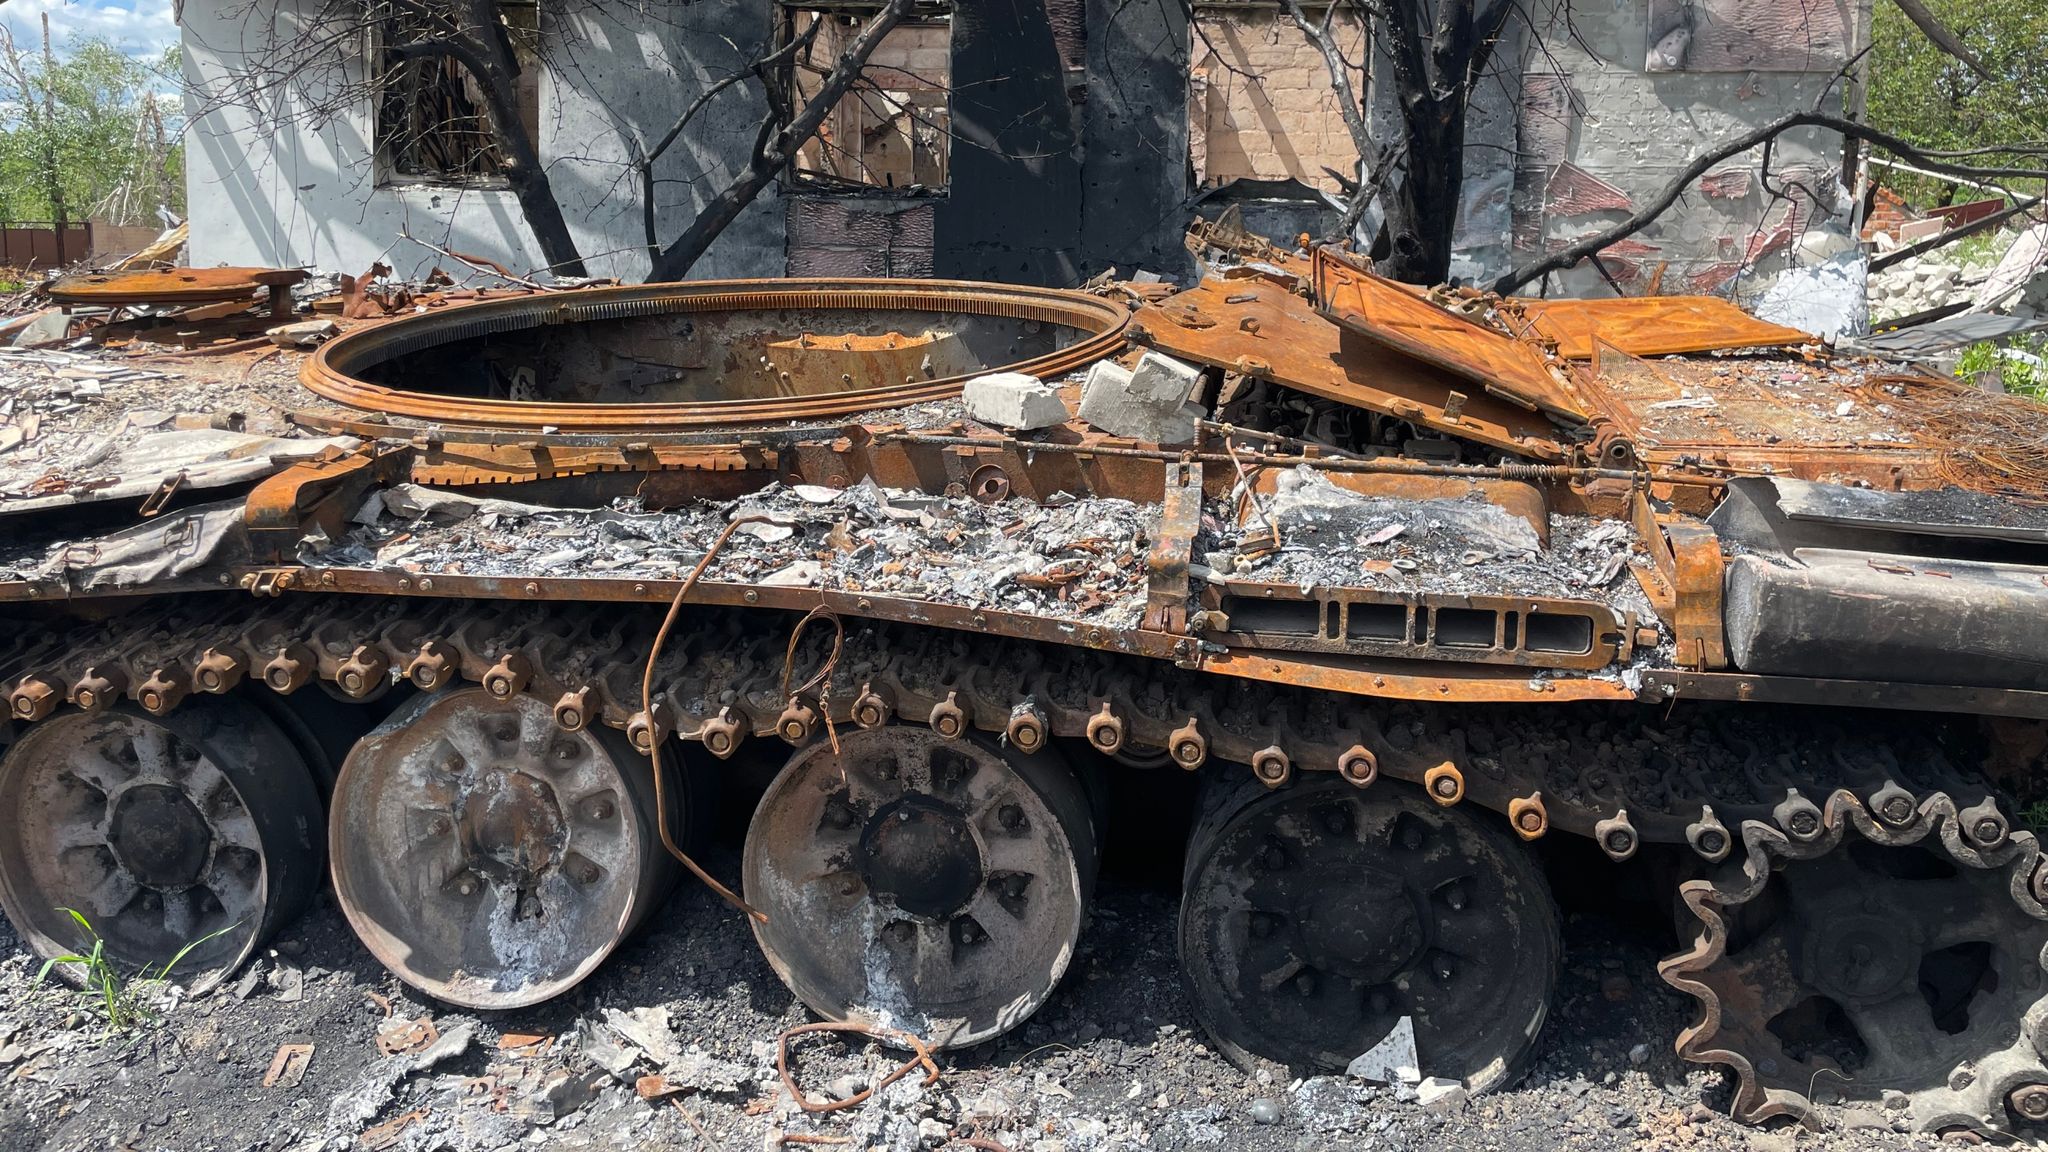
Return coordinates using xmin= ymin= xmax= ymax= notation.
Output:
xmin=0 ymin=760 xmax=1998 ymax=1152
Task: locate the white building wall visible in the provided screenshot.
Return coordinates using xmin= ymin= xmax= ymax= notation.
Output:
xmin=180 ymin=0 xmax=787 ymax=281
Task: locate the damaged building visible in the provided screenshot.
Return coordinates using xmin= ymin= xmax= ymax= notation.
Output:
xmin=180 ymin=0 xmax=1864 ymax=295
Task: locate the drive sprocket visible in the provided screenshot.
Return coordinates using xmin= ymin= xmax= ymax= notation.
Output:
xmin=1660 ymin=788 xmax=2048 ymax=1133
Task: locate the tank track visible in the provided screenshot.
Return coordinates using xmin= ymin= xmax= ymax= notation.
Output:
xmin=1660 ymin=790 xmax=2048 ymax=1132
xmin=0 ymin=592 xmax=2010 ymax=857
xmin=7 ymin=590 xmax=2046 ymax=1130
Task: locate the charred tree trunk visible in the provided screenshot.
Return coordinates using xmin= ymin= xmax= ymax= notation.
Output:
xmin=645 ymin=0 xmax=911 ymax=283
xmin=1380 ymin=92 xmax=1463 ymax=284
xmin=453 ymin=0 xmax=588 ymax=278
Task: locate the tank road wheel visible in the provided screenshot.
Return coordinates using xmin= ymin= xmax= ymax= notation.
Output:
xmin=1661 ymin=798 xmax=2048 ymax=1134
xmin=330 ymin=687 xmax=678 ymax=1008
xmin=744 ymin=726 xmax=1099 ymax=1049
xmin=1179 ymin=774 xmax=1561 ymax=1092
xmin=0 ymin=700 xmax=324 ymax=991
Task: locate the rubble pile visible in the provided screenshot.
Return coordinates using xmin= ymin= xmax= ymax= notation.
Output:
xmin=1204 ymin=465 xmax=1656 ymax=616
xmin=325 ymin=479 xmax=1159 ymax=627
xmin=0 ymin=349 xmax=185 ymax=499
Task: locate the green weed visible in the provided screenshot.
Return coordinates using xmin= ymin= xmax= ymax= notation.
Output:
xmin=1955 ymin=334 xmax=2048 ymax=402
xmin=31 ymin=908 xmax=241 ymax=1034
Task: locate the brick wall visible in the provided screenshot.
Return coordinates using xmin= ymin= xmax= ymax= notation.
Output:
xmin=1189 ymin=6 xmax=1366 ymax=193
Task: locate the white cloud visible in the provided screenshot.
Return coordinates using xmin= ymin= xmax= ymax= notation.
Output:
xmin=0 ymin=0 xmax=178 ymax=60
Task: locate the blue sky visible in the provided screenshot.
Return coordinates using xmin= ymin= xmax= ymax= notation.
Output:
xmin=0 ymin=0 xmax=178 ymax=59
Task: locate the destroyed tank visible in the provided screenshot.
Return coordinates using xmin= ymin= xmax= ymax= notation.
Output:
xmin=7 ymin=240 xmax=2048 ymax=1135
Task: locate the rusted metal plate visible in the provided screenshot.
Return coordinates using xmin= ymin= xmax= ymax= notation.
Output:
xmin=1137 ymin=276 xmax=1573 ymax=462
xmin=1143 ymin=461 xmax=1201 ymax=633
xmin=1196 ymin=649 xmax=1638 ymax=704
xmin=1518 ymin=296 xmax=1813 ymax=360
xmin=1307 ymin=248 xmax=1588 ymax=424
xmin=46 ymin=267 xmax=307 ymax=307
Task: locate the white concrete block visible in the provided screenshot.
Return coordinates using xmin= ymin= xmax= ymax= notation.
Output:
xmin=1078 ymin=354 xmax=1205 ymax=443
xmin=961 ymin=371 xmax=1067 ymax=430
xmin=1129 ymin=351 xmax=1204 ymax=403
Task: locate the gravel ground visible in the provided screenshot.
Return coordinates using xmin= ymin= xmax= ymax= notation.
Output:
xmin=0 ymin=764 xmax=1983 ymax=1152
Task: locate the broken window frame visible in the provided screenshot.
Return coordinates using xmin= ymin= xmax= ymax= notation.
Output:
xmin=371 ymin=0 xmax=544 ymax=190
xmin=1185 ymin=0 xmax=1372 ymax=193
xmin=776 ymin=0 xmax=954 ymax=197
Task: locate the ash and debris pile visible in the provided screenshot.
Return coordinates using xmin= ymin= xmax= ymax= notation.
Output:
xmin=0 ymin=348 xmax=186 ymax=500
xmin=320 ymin=479 xmax=1158 ymax=627
xmin=1202 ymin=465 xmax=1656 ymax=618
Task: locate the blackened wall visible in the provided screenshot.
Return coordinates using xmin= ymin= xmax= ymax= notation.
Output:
xmin=931 ymin=0 xmax=1086 ymax=283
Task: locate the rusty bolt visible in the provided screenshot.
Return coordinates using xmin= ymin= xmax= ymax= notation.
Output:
xmin=454 ymin=875 xmax=479 ymax=898
xmin=1252 ymin=746 xmax=1291 ymax=789
xmin=424 ymin=816 xmax=452 ymax=837
xmin=1006 ymin=704 xmax=1047 ymax=754
xmin=1508 ymin=793 xmax=1548 ymax=841
xmin=852 ymin=686 xmax=892 ymax=729
xmin=885 ymin=920 xmax=916 ymax=945
xmin=10 ymin=677 xmax=60 ymax=721
xmin=2011 ymin=1085 xmax=2048 ymax=1121
xmin=1337 ymin=745 xmax=1378 ymax=788
xmin=1424 ymin=762 xmax=1464 ymax=807
xmin=777 ymin=699 xmax=818 ymax=746
xmin=1960 ymin=798 xmax=2010 ymax=850
xmin=1687 ymin=807 xmax=1731 ymax=862
xmin=929 ymin=693 xmax=966 ymax=740
xmin=417 ymin=577 xmax=434 ymax=593
xmin=1595 ymin=810 xmax=1639 ymax=862
xmin=71 ymin=667 xmax=128 ymax=712
xmin=194 ymin=649 xmax=247 ymax=694
xmin=628 ymin=706 xmax=671 ymax=755
xmin=1085 ymin=704 xmax=1124 ymax=754
xmin=587 ymin=798 xmax=615 ymax=821
xmin=336 ymin=645 xmax=389 ymax=699
xmin=1951 ymin=1063 xmax=1978 ymax=1092
xmin=137 ymin=668 xmax=190 ymax=715
xmin=568 ymin=858 xmax=602 ymax=885
xmin=1871 ymin=781 xmax=1917 ymax=827
xmin=700 ymin=709 xmax=744 ymax=759
xmin=1169 ymin=718 xmax=1206 ymax=770
xmin=483 ymin=651 xmax=533 ymax=699
xmin=524 ymin=582 xmax=541 ymax=597
xmin=7 ymin=679 xmax=56 ymax=721
xmin=406 ymin=642 xmax=456 ymax=691
xmin=823 ymin=800 xmax=856 ymax=830
xmin=1773 ymin=790 xmax=1823 ymax=841
xmin=262 ymin=647 xmax=313 ymax=694
xmin=997 ymin=803 xmax=1025 ymax=832
xmin=2033 ymin=860 xmax=2048 ymax=909
xmin=955 ymin=919 xmax=985 ymax=945
xmin=553 ymin=686 xmax=596 ymax=732
xmin=1292 ymin=971 xmax=1316 ymax=997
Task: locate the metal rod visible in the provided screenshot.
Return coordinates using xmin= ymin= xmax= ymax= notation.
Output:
xmin=874 ymin=429 xmax=1677 ymax=485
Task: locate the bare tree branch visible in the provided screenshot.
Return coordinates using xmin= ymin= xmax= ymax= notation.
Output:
xmin=1888 ymin=0 xmax=1994 ymax=81
xmin=1493 ymin=111 xmax=2048 ymax=295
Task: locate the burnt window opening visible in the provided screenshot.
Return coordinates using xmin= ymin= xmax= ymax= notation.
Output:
xmin=1188 ymin=1 xmax=1369 ymax=195
xmin=375 ymin=0 xmax=543 ymax=187
xmin=783 ymin=3 xmax=952 ymax=194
